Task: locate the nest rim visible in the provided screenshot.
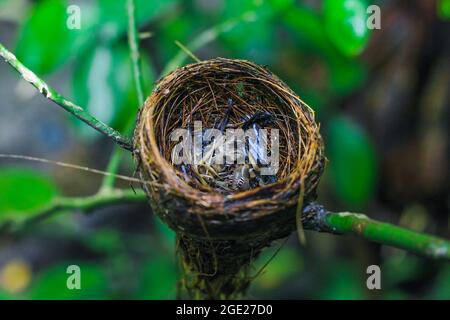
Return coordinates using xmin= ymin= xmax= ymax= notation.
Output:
xmin=134 ymin=58 xmax=324 ymax=221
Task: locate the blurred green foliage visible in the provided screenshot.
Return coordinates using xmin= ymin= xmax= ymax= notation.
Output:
xmin=29 ymin=263 xmax=108 ymax=299
xmin=72 ymin=43 xmax=154 ymax=135
xmin=319 ymin=261 xmax=365 ymax=299
xmin=1 ymin=0 xmax=447 ymax=300
xmin=0 ymin=168 xmax=57 ymax=225
xmin=137 ymin=257 xmax=178 ymax=299
xmin=327 ymin=116 xmax=377 ymax=207
xmin=16 ymin=0 xmax=94 ymax=74
xmin=323 ymin=0 xmax=370 ymax=57
xmin=15 ymin=0 xmax=175 ymax=75
xmin=437 ymin=0 xmax=450 ymax=19
xmin=253 ymin=246 xmax=303 ymax=290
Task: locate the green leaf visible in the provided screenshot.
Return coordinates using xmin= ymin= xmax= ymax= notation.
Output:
xmin=158 ymin=14 xmax=199 ymax=71
xmin=323 ymin=0 xmax=370 ymax=57
xmin=72 ymin=43 xmax=154 ymax=137
xmin=282 ymin=5 xmax=367 ymax=95
xmin=137 ymin=257 xmax=177 ymax=299
xmin=283 ymin=5 xmax=328 ymax=52
xmin=15 ymin=0 xmax=176 ymax=75
xmin=29 ymin=263 xmax=108 ymax=299
xmin=162 ymin=0 xmax=293 ymax=76
xmin=218 ymin=0 xmax=292 ymax=62
xmin=319 ymin=261 xmax=365 ymax=299
xmin=0 ymin=168 xmax=58 ymax=224
xmin=327 ymin=116 xmax=377 ymax=207
xmin=15 ymin=0 xmax=96 ymax=75
xmin=437 ymin=0 xmax=450 ymax=20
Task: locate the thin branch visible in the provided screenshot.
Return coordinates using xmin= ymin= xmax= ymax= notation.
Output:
xmin=174 ymin=40 xmax=201 ymax=63
xmin=101 ymin=0 xmax=146 ymax=191
xmin=127 ymin=0 xmax=145 ymax=106
xmin=0 ymin=153 xmax=145 ymax=185
xmin=303 ymin=203 xmax=450 ymax=261
xmin=0 ymin=42 xmax=133 ymax=151
xmin=161 ymin=12 xmax=252 ymax=76
xmin=100 ymin=148 xmax=124 ymax=191
xmin=56 ymin=188 xmax=146 ymax=212
xmin=7 ymin=188 xmax=147 ymax=230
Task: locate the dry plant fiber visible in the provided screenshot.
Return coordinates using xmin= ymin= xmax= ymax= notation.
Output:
xmin=134 ymin=58 xmax=325 ymax=299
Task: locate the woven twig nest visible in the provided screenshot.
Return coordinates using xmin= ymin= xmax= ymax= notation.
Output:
xmin=134 ymin=58 xmax=324 ymax=299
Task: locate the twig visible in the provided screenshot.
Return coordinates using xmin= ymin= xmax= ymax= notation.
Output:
xmin=55 ymin=188 xmax=146 ymax=212
xmin=127 ymin=0 xmax=145 ymax=106
xmin=0 ymin=42 xmax=133 ymax=151
xmin=100 ymin=148 xmax=124 ymax=191
xmin=175 ymin=40 xmax=200 ymax=63
xmin=2 ymin=185 xmax=448 ymax=260
xmin=303 ymin=203 xmax=450 ymax=261
xmin=0 ymin=153 xmax=145 ymax=185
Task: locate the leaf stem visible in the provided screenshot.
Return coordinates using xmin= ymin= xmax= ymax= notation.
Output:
xmin=127 ymin=0 xmax=145 ymax=107
xmin=0 ymin=42 xmax=133 ymax=151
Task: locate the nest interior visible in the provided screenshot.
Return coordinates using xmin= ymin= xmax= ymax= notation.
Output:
xmin=134 ymin=58 xmax=324 ymax=298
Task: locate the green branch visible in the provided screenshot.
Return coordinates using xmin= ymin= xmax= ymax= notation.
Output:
xmin=127 ymin=0 xmax=145 ymax=107
xmin=303 ymin=203 xmax=450 ymax=261
xmin=4 ymin=187 xmax=448 ymax=261
xmin=55 ymin=188 xmax=146 ymax=211
xmin=14 ymin=188 xmax=147 ymax=229
xmin=0 ymin=42 xmax=133 ymax=151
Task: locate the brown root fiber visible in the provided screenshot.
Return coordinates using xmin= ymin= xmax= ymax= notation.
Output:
xmin=133 ymin=58 xmax=325 ymax=299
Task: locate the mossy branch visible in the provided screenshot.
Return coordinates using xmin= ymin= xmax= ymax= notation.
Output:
xmin=303 ymin=203 xmax=450 ymax=261
xmin=0 ymin=42 xmax=133 ymax=151
xmin=11 ymin=198 xmax=448 ymax=261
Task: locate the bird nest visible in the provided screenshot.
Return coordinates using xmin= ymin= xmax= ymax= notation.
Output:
xmin=134 ymin=58 xmax=324 ymax=299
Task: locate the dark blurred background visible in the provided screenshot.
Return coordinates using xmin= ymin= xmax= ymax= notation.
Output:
xmin=0 ymin=0 xmax=449 ymax=299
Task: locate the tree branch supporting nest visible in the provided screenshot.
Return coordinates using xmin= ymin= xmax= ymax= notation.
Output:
xmin=303 ymin=203 xmax=450 ymax=260
xmin=0 ymin=43 xmax=133 ymax=151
